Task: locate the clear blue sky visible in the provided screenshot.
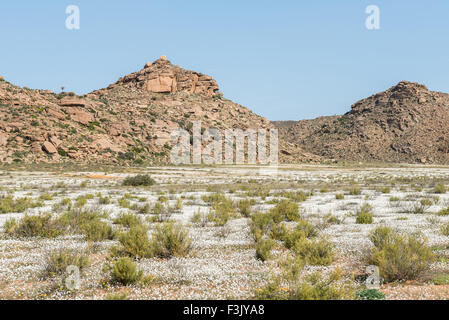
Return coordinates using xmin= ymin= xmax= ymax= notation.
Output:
xmin=1 ymin=1 xmax=448 ymax=120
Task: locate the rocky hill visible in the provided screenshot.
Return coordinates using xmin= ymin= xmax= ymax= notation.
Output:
xmin=0 ymin=56 xmax=313 ymax=165
xmin=277 ymin=81 xmax=449 ymax=164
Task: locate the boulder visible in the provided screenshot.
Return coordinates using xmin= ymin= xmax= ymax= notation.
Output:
xmin=66 ymin=107 xmax=94 ymax=125
xmin=49 ymin=135 xmax=62 ymax=148
xmin=42 ymin=141 xmax=57 ymax=154
xmin=0 ymin=132 xmax=7 ymax=146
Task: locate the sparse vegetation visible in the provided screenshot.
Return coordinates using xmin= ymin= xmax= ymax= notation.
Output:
xmin=366 ymin=226 xmax=435 ymax=283
xmin=123 ymin=175 xmax=156 ymax=187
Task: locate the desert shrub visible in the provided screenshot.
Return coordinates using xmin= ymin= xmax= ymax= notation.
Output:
xmin=269 ymin=200 xmax=300 ymax=222
xmin=6 ymin=214 xmax=64 ymax=238
xmin=380 ymin=187 xmax=391 ymax=194
xmin=389 ymin=196 xmax=400 ymax=202
xmin=250 ymin=212 xmax=279 ymax=241
xmin=99 ymin=196 xmax=111 ymax=205
xmin=440 ymin=223 xmax=449 ymax=236
xmin=123 ymin=175 xmax=156 ymax=187
xmin=275 ymin=190 xmax=310 ymax=202
xmin=136 ymin=203 xmax=151 ymax=214
xmin=117 ymin=197 xmax=131 ymax=208
xmin=191 ymin=209 xmax=209 ymax=227
xmin=356 ymin=212 xmax=373 ymax=224
xmin=366 ymin=226 xmax=435 ymax=282
xmin=117 ymin=225 xmax=152 ymax=259
xmin=322 ymin=213 xmax=343 ymax=226
xmin=348 ymin=187 xmax=361 ymax=196
xmin=411 ymin=199 xmax=432 ymax=214
xmin=335 ymin=193 xmax=344 ymax=200
xmin=81 ymin=220 xmax=115 ymax=242
xmin=74 ymin=195 xmax=93 ymax=208
xmin=113 ymin=213 xmax=142 ymax=228
xmin=152 ymin=201 xmax=166 ymax=215
xmin=58 ymin=208 xmax=113 ymax=241
xmin=433 ymin=183 xmax=446 ymax=194
xmin=282 ymin=221 xmax=318 ymax=249
xmin=208 ymin=197 xmax=236 ymax=226
xmin=355 ymin=203 xmax=373 ymax=224
xmin=105 ymin=292 xmax=129 ymax=300
xmin=438 ymin=207 xmax=449 ymax=216
xmin=431 ymin=273 xmax=449 ymax=285
xmin=175 ymin=198 xmax=183 ymax=211
xmin=0 ymin=195 xmax=42 ymax=214
xmin=255 ymin=238 xmax=275 ymax=261
xmin=110 ymin=257 xmax=143 ymax=285
xmin=39 ymin=193 xmax=54 ymax=201
xmin=44 ymin=248 xmax=90 ymax=278
xmin=255 ymin=259 xmax=354 ymax=300
xmin=150 ymin=222 xmax=192 ymax=258
xmin=238 ymin=199 xmax=252 ymax=217
xmin=355 ymin=289 xmax=385 ymax=300
xmin=292 ymin=237 xmax=334 ymax=266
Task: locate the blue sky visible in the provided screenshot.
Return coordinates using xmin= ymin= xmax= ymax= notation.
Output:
xmin=0 ymin=1 xmax=448 ymax=120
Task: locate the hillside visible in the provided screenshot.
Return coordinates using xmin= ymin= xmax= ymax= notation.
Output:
xmin=277 ymin=81 xmax=449 ymax=164
xmin=0 ymin=56 xmax=313 ymax=165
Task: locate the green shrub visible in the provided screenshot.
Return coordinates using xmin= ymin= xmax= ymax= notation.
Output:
xmin=356 ymin=212 xmax=373 ymax=224
xmin=431 ymin=273 xmax=449 ymax=285
xmin=269 ymin=200 xmax=300 ymax=222
xmin=292 ymin=237 xmax=334 ymax=266
xmin=255 ymin=238 xmax=275 ymax=261
xmin=39 ymin=193 xmax=54 ymax=201
xmin=255 ymin=259 xmax=354 ymax=300
xmin=6 ymin=214 xmax=64 ymax=238
xmin=0 ymin=196 xmax=42 ymax=214
xmin=110 ymin=257 xmax=143 ymax=285
xmin=433 ymin=183 xmax=446 ymax=194
xmin=440 ymin=223 xmax=449 ymax=236
xmin=150 ymin=223 xmax=192 ymax=258
xmin=117 ymin=225 xmax=152 ymax=259
xmin=335 ymin=193 xmax=344 ymax=200
xmin=81 ymin=220 xmax=115 ymax=242
xmin=356 ymin=289 xmax=385 ymax=300
xmin=113 ymin=213 xmax=142 ymax=228
xmin=438 ymin=207 xmax=449 ymax=216
xmin=348 ymin=187 xmax=361 ymax=196
xmin=117 ymin=197 xmax=131 ymax=208
xmin=99 ymin=196 xmax=111 ymax=205
xmin=238 ymin=199 xmax=252 ymax=217
xmin=208 ymin=197 xmax=236 ymax=226
xmin=123 ymin=175 xmax=156 ymax=187
xmin=380 ymin=187 xmax=391 ymax=194
xmin=356 ymin=203 xmax=373 ymax=224
xmin=44 ymin=248 xmax=90 ymax=277
xmin=105 ymin=292 xmax=129 ymax=300
xmin=367 ymin=226 xmax=435 ymax=283
xmin=58 ymin=208 xmax=113 ymax=241
xmin=283 ymin=221 xmax=318 ymax=249
xmin=322 ymin=213 xmax=343 ymax=226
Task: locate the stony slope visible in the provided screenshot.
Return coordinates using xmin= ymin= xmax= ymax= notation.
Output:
xmin=0 ymin=56 xmax=313 ymax=165
xmin=277 ymin=81 xmax=449 ymax=164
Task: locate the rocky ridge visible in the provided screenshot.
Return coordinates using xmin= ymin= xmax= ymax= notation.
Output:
xmin=277 ymin=81 xmax=449 ymax=164
xmin=0 ymin=56 xmax=313 ymax=165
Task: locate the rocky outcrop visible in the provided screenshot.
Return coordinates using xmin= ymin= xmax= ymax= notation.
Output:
xmin=42 ymin=141 xmax=57 ymax=154
xmin=1 ymin=56 xmax=302 ymax=165
xmin=105 ymin=56 xmax=220 ymax=96
xmin=278 ymin=81 xmax=449 ymax=164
